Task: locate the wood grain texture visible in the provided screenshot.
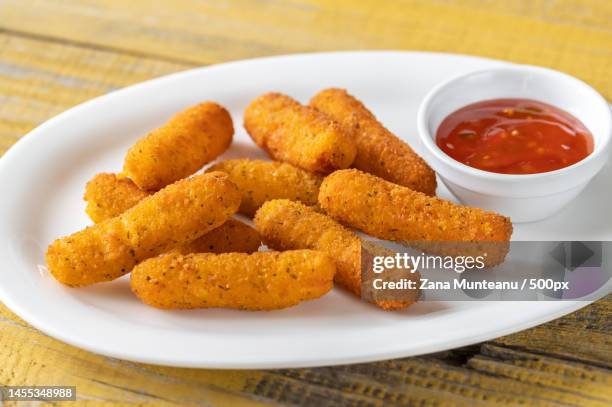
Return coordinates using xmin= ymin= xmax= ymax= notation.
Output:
xmin=0 ymin=0 xmax=610 ymax=101
xmin=0 ymin=0 xmax=610 ymax=405
xmin=1 ymin=297 xmax=610 ymax=406
xmin=0 ymin=32 xmax=187 ymax=156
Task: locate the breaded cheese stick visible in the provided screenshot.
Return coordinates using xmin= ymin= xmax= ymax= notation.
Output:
xmin=319 ymin=169 xmax=512 ymax=266
xmin=46 ymin=172 xmax=241 ymax=286
xmin=123 ymin=102 xmax=233 ymax=191
xmin=243 ymin=92 xmax=356 ymax=173
xmin=131 ymin=250 xmax=335 ymax=310
xmin=83 ymin=172 xmax=260 ymax=253
xmin=254 ymin=200 xmax=418 ymax=310
xmin=310 ymin=88 xmax=437 ymax=195
xmin=177 ymin=219 xmax=261 ymax=254
xmin=84 ymin=173 xmax=149 ymax=223
xmin=207 ymin=159 xmax=323 ymax=216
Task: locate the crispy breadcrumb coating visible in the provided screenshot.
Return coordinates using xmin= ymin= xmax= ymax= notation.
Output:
xmin=84 ymin=173 xmax=149 ymax=223
xmin=319 ymin=169 xmax=512 ymax=266
xmin=83 ymin=173 xmax=260 ymax=253
xmin=123 ymin=102 xmax=233 ymax=191
xmin=177 ymin=219 xmax=261 ymax=254
xmin=310 ymin=88 xmax=437 ymax=195
xmin=46 ymin=172 xmax=241 ymax=286
xmin=244 ymin=93 xmax=356 ymax=173
xmin=207 ymin=159 xmax=322 ymax=216
xmin=131 ymin=250 xmax=335 ymax=310
xmin=254 ymin=200 xmax=418 ymax=310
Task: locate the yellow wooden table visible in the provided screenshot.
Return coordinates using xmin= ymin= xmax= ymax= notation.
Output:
xmin=0 ymin=1 xmax=611 ymax=405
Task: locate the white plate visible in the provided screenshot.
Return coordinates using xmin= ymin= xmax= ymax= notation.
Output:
xmin=0 ymin=52 xmax=609 ymax=369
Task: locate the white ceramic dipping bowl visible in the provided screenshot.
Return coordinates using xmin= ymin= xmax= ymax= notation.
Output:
xmin=417 ymin=65 xmax=612 ymax=223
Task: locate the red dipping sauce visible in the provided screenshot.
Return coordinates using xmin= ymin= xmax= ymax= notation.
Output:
xmin=436 ymin=99 xmax=594 ymax=174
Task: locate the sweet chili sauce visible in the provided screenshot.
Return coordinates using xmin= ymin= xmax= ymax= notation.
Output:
xmin=435 ymin=99 xmax=594 ymax=174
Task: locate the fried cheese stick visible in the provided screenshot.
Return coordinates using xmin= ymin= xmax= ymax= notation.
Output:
xmin=123 ymin=102 xmax=233 ymax=191
xmin=83 ymin=172 xmax=261 ymax=253
xmin=46 ymin=172 xmax=241 ymax=286
xmin=84 ymin=173 xmax=149 ymax=223
xmin=176 ymin=219 xmax=261 ymax=255
xmin=310 ymin=88 xmax=437 ymax=195
xmin=207 ymin=159 xmax=323 ymax=216
xmin=131 ymin=250 xmax=335 ymax=310
xmin=254 ymin=199 xmax=419 ymax=310
xmin=244 ymin=92 xmax=356 ymax=173
xmin=319 ymin=169 xmax=512 ymax=266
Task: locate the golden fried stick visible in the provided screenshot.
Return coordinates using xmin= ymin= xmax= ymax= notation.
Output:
xmin=177 ymin=219 xmax=261 ymax=254
xmin=131 ymin=250 xmax=335 ymax=310
xmin=83 ymin=172 xmax=260 ymax=253
xmin=310 ymin=88 xmax=437 ymax=195
xmin=123 ymin=102 xmax=233 ymax=191
xmin=254 ymin=199 xmax=418 ymax=310
xmin=319 ymin=169 xmax=512 ymax=266
xmin=84 ymin=173 xmax=149 ymax=223
xmin=207 ymin=159 xmax=323 ymax=216
xmin=46 ymin=172 xmax=241 ymax=286
xmin=243 ymin=92 xmax=356 ymax=173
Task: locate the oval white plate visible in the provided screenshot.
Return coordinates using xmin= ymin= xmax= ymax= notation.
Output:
xmin=0 ymin=52 xmax=609 ymax=369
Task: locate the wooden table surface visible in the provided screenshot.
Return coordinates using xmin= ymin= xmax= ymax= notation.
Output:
xmin=0 ymin=1 xmax=611 ymax=405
